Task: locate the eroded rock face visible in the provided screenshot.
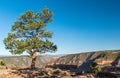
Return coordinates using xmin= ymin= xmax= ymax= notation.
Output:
xmin=97 ymin=59 xmax=113 ymax=65
xmin=0 ymin=50 xmax=120 ymax=71
xmin=0 ymin=56 xmax=58 ymax=68
xmin=53 ymin=50 xmax=120 ymax=71
xmin=47 ymin=57 xmax=59 ymax=66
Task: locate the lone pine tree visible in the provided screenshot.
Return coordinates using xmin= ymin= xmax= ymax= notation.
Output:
xmin=3 ymin=7 xmax=57 ymax=69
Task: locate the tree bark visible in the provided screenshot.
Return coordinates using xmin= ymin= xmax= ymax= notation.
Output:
xmin=30 ymin=49 xmax=37 ymax=69
xmin=30 ymin=29 xmax=39 ymax=69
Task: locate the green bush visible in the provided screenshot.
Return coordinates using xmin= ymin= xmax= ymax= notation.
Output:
xmin=53 ymin=69 xmax=62 ymax=75
xmin=45 ymin=68 xmax=53 ymax=75
xmin=89 ymin=62 xmax=102 ymax=74
xmin=91 ymin=62 xmax=98 ymax=68
xmin=0 ymin=60 xmax=5 ymax=66
xmin=94 ymin=67 xmax=102 ymax=74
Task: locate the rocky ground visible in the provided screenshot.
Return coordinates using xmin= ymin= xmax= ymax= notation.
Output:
xmin=0 ymin=68 xmax=95 ymax=78
xmin=0 ymin=50 xmax=120 ymax=78
xmin=0 ymin=67 xmax=120 ymax=78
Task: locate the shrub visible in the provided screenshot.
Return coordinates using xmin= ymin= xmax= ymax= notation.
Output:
xmin=89 ymin=62 xmax=102 ymax=74
xmin=45 ymin=68 xmax=53 ymax=75
xmin=53 ymin=68 xmax=62 ymax=75
xmin=91 ymin=62 xmax=98 ymax=68
xmin=93 ymin=67 xmax=102 ymax=74
xmin=0 ymin=60 xmax=5 ymax=66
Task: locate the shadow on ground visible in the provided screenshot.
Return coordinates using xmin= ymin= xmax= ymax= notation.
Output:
xmin=11 ymin=68 xmax=48 ymax=78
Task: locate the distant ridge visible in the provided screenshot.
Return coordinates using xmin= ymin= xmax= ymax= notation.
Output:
xmin=54 ymin=49 xmax=120 ymax=71
xmin=65 ymin=49 xmax=120 ymax=55
xmin=0 ymin=49 xmax=120 ymax=70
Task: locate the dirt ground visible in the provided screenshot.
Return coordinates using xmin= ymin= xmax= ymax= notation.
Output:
xmin=0 ymin=68 xmax=95 ymax=78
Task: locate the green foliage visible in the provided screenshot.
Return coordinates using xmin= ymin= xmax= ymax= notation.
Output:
xmin=90 ymin=67 xmax=102 ymax=74
xmin=3 ymin=7 xmax=57 ymax=56
xmin=89 ymin=62 xmax=102 ymax=74
xmin=0 ymin=60 xmax=5 ymax=66
xmin=91 ymin=62 xmax=98 ymax=68
xmin=53 ymin=69 xmax=62 ymax=75
xmin=44 ymin=68 xmax=53 ymax=75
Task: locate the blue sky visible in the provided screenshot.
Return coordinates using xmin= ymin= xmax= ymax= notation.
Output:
xmin=0 ymin=0 xmax=120 ymax=55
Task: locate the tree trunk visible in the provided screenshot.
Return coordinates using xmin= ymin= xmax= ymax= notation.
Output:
xmin=31 ymin=49 xmax=37 ymax=69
